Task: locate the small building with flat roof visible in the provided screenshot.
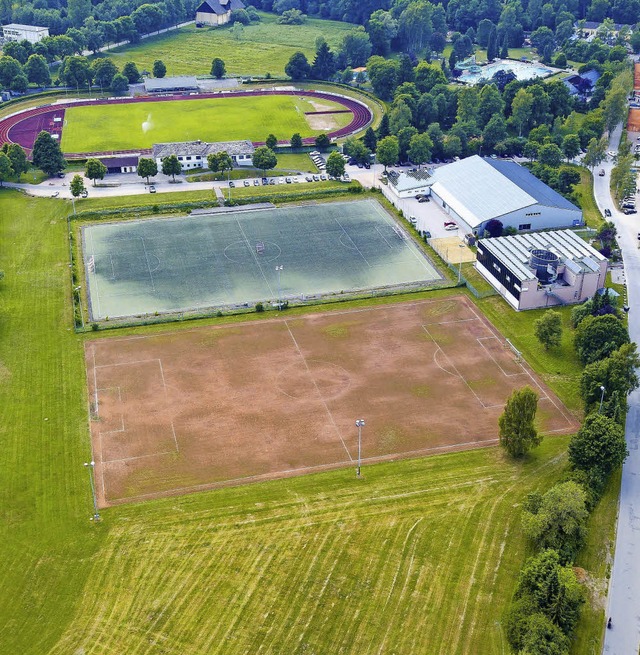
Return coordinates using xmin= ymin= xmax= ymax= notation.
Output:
xmin=386 ymin=169 xmax=433 ymax=198
xmin=144 ymin=76 xmax=198 ymax=93
xmin=423 ymin=156 xmax=583 ymax=235
xmin=2 ymin=23 xmax=49 ymax=43
xmin=475 ymin=229 xmax=607 ymax=310
xmin=152 ymin=140 xmax=255 ymax=169
xmin=98 ymin=155 xmax=139 ymax=174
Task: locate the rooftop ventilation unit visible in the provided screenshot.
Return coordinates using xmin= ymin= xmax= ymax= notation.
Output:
xmin=530 ymin=248 xmax=559 ymax=283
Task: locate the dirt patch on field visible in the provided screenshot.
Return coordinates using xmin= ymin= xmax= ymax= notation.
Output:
xmin=306 ymin=113 xmax=340 ymax=131
xmin=628 ymin=108 xmax=640 ymax=132
xmin=86 ymin=297 xmax=578 ymax=507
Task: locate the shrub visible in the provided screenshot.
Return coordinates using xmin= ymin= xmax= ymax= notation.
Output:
xmin=255 ymin=302 xmax=264 ymax=312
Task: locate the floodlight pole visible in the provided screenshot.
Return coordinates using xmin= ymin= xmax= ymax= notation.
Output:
xmin=84 ymin=461 xmax=100 ymax=521
xmin=457 ymin=244 xmax=465 ymax=283
xmin=599 ymin=385 xmax=606 ymax=414
xmin=355 ymin=419 xmax=365 ymax=477
xmin=227 ymin=168 xmax=231 ymax=202
xmin=276 ymin=265 xmax=283 ymax=309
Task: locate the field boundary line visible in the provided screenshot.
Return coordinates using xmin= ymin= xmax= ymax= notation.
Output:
xmin=476 ymin=336 xmax=529 ymax=379
xmin=139 ymin=236 xmax=157 ymax=293
xmin=103 ymin=450 xmax=177 ymax=464
xmin=234 ymin=216 xmax=276 ymax=298
xmin=332 ymin=215 xmax=371 ymax=267
xmin=283 ymin=319 xmax=353 ymax=461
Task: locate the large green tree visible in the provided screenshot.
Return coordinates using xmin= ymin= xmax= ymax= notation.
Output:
xmin=122 ymin=61 xmax=140 ymax=83
xmin=325 ymin=151 xmax=345 ymax=179
xmin=0 ymin=152 xmax=13 ymax=186
xmin=137 ymin=157 xmax=158 ymax=184
xmin=499 ymin=386 xmax=541 ymax=458
xmin=207 ymin=151 xmax=233 ymax=176
xmin=152 ymin=59 xmax=166 ymax=78
xmin=24 ymin=54 xmax=50 ymax=87
xmin=70 ymin=173 xmax=86 ymax=199
xmin=252 ymin=146 xmax=278 ymax=174
xmin=284 ymin=51 xmax=311 ymax=81
xmin=408 ymin=132 xmax=433 ymax=167
xmin=84 ymin=158 xmax=107 ymax=186
xmin=574 ymin=314 xmax=629 ymax=365
xmin=534 ymin=310 xmax=563 ymax=350
xmin=210 ymin=58 xmax=226 ymax=79
xmin=161 ymin=154 xmax=182 ymax=181
xmin=376 ymin=136 xmax=399 ymax=172
xmin=6 ymin=144 xmax=28 ymax=177
xmin=32 ymin=131 xmax=66 ymax=177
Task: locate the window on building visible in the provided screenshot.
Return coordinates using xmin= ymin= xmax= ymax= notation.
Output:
xmin=518 ymin=223 xmax=531 ymax=230
xmin=186 ymin=156 xmax=192 ymax=161
xmin=524 ymin=212 xmax=540 ymax=217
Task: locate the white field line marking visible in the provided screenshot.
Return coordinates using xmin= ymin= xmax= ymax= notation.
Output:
xmin=158 ymin=358 xmax=167 ymax=393
xmin=99 ymin=415 xmax=125 ymax=435
xmin=422 ymin=317 xmax=478 ymax=326
xmin=433 ymin=347 xmax=458 ymax=377
xmin=284 ymin=320 xmax=352 ymax=460
xmin=139 ymin=236 xmax=156 ymax=292
xmin=234 ymin=216 xmax=275 ymax=298
xmin=476 ymin=336 xmax=529 ymax=379
xmin=87 ymin=228 xmax=102 ymax=320
xmin=332 ymin=215 xmax=371 ymax=267
xmin=171 ymin=422 xmax=179 ymax=452
xmin=95 ymin=357 xmax=162 ymax=369
xmin=374 ymin=224 xmax=394 ymax=249
xmin=103 ymin=450 xmax=177 ymax=464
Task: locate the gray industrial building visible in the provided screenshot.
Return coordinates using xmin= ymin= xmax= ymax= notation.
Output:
xmin=475 ymin=230 xmax=607 ymax=310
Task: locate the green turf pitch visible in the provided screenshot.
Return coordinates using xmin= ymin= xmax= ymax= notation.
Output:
xmin=82 ymin=199 xmax=441 ymax=320
xmin=60 ymin=94 xmax=339 ymax=153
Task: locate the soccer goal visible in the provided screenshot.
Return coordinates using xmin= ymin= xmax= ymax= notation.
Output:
xmin=256 ymin=241 xmax=265 ymax=254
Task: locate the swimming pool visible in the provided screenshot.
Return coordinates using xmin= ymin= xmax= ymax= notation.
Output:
xmin=459 ymin=59 xmax=557 ymax=84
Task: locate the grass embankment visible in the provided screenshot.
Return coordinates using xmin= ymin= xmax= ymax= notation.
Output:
xmin=575 ymin=168 xmax=604 ymax=229
xmin=103 ymin=13 xmax=353 ymax=78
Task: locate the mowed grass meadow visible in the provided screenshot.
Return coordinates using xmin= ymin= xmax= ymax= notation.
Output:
xmin=0 ymin=188 xmax=613 ymax=654
xmin=103 ymin=13 xmax=353 ymax=77
xmin=60 ymin=94 xmax=336 ymax=152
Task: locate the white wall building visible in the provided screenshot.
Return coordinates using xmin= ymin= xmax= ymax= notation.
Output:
xmin=152 ymin=140 xmax=255 ymax=170
xmin=386 ymin=169 xmax=432 ymax=198
xmin=195 ymin=0 xmax=245 ymax=26
xmin=424 ymin=156 xmax=583 ymax=235
xmin=2 ymin=23 xmax=49 ymax=43
xmin=475 ymin=230 xmax=607 ymax=310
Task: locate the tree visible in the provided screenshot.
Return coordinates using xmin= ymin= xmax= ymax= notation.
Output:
xmin=32 ymin=131 xmax=65 ymax=177
xmin=70 ymin=174 xmax=86 ymax=198
xmin=252 ymin=146 xmax=277 ymax=173
xmin=520 ymin=613 xmax=571 ymax=655
xmin=499 ymin=386 xmax=541 ymax=458
xmin=211 ymin=58 xmax=226 ymax=79
xmin=484 ymin=218 xmax=503 ymax=238
xmin=340 ymin=27 xmax=372 ymax=67
xmin=487 ymin=24 xmax=498 ymax=60
xmin=363 ymin=127 xmax=377 ymax=152
xmin=0 ymin=55 xmax=23 ymax=88
xmin=478 ymin=84 xmax=505 ymax=128
xmin=583 ymin=137 xmax=607 ymax=172
xmin=522 ymin=481 xmax=588 ymax=562
xmin=285 ymin=51 xmax=311 ymax=80
xmin=266 ymin=134 xmax=278 ymax=150
xmin=377 ymin=114 xmax=390 ymax=140
xmin=122 ymin=61 xmax=140 ymax=83
xmin=24 ymin=54 xmax=50 ymax=87
xmin=344 ymin=138 xmax=371 ymax=165
xmin=326 ymin=151 xmax=346 ymax=179
xmin=510 ymin=89 xmax=534 ymax=136
xmin=91 ymin=58 xmax=118 ymax=89
xmin=376 ymin=136 xmax=399 ymax=172
xmin=207 ymin=151 xmax=233 ymax=176
xmin=408 ymin=132 xmax=433 ymax=168
xmin=538 ymin=143 xmax=563 ymax=168
xmin=137 ymin=157 xmax=158 ymax=184
xmin=58 ymin=55 xmax=92 ymax=89
xmin=6 ymin=144 xmax=28 ymax=177
xmin=366 ymin=9 xmax=398 ymax=56
xmin=111 ymin=73 xmax=129 ymax=95
xmin=162 ymin=154 xmax=182 ymax=181
xmin=231 ymin=22 xmax=244 ymax=41
xmin=574 ymin=314 xmax=629 ymax=365
xmin=85 ymin=158 xmax=107 ymax=186
xmin=277 ymin=9 xmax=306 ymax=24
xmin=10 ymin=73 xmax=28 ymax=93
xmin=314 ymin=134 xmax=330 ymax=151
xmin=569 ymin=413 xmax=628 ymax=490
xmin=290 ymin=133 xmax=303 ymax=149
xmin=482 ymin=115 xmax=507 ymax=150
xmin=0 ymin=152 xmax=13 ymax=186
xmin=152 ymin=60 xmax=166 ymax=78
xmin=562 ymin=134 xmax=581 ymax=162
xmin=311 ymin=41 xmax=335 ymax=80
xmin=534 ymin=310 xmax=562 ymax=350
xmin=366 ymin=56 xmax=399 ymax=100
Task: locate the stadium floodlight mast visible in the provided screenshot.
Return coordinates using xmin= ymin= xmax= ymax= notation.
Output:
xmin=599 ymin=385 xmax=606 ymax=414
xmin=275 ymin=265 xmax=284 ymax=309
xmin=355 ymin=419 xmax=365 ymax=477
xmin=84 ymin=461 xmax=100 ymax=521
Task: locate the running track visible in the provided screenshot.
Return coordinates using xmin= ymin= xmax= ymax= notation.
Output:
xmin=0 ymin=89 xmax=373 ymax=158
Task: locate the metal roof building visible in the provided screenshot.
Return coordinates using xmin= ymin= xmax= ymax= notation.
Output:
xmin=144 ymin=76 xmax=199 ymax=93
xmin=475 ymin=229 xmax=607 ymax=310
xmin=2 ymin=23 xmax=49 ymax=43
xmin=425 ymin=156 xmax=583 ymax=235
xmin=152 ymin=140 xmax=255 ymax=169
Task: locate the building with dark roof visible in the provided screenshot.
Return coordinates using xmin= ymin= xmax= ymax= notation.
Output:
xmin=422 ymin=156 xmax=582 ymax=235
xmin=152 ymin=140 xmax=255 ymax=169
xmin=563 ymin=70 xmax=600 ymax=97
xmin=387 ymin=169 xmax=433 ymax=198
xmin=98 ymin=155 xmax=139 ymax=174
xmin=195 ymin=0 xmax=245 ymax=26
xmin=475 ymin=230 xmax=607 ymax=310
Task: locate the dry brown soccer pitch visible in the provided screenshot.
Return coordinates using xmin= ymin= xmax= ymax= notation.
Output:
xmin=86 ymin=297 xmax=578 ymax=507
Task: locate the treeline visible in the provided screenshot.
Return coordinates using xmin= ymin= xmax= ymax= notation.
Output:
xmin=495 ymin=291 xmax=635 ymax=654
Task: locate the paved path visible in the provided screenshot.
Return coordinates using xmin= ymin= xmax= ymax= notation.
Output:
xmin=595 ymin=122 xmax=640 ymax=655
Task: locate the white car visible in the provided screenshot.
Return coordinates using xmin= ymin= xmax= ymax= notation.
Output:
xmin=608 ymin=151 xmax=617 ymax=158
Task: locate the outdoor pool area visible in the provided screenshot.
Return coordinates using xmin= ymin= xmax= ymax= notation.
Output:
xmin=458 ymin=59 xmax=558 ymax=84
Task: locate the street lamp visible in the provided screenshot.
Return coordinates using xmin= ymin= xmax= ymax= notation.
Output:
xmin=275 ymin=265 xmax=283 ymax=309
xmin=84 ymin=461 xmax=100 ymax=521
xmin=355 ymin=419 xmax=365 ymax=477
xmin=599 ymin=385 xmax=606 ymax=414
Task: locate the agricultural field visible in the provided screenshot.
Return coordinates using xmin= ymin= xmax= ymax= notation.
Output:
xmin=103 ymin=13 xmax=354 ymax=77
xmin=0 ymin=188 xmax=613 ymax=654
xmin=60 ymin=94 xmax=348 ymax=153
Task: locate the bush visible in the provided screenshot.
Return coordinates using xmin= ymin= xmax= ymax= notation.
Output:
xmin=574 ymin=314 xmax=629 ymax=364
xmin=255 ymin=302 xmax=264 ymax=312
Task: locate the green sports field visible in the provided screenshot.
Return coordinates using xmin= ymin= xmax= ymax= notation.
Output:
xmin=82 ymin=199 xmax=441 ymax=319
xmin=60 ymin=94 xmax=350 ymax=153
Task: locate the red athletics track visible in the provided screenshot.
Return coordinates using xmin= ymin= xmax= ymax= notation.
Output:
xmin=0 ymin=89 xmax=374 ymax=158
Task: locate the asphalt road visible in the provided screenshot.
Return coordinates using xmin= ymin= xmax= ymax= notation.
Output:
xmin=595 ymin=122 xmax=640 ymax=655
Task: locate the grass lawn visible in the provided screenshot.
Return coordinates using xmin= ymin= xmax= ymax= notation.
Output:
xmin=60 ymin=95 xmax=334 ymax=153
xmin=575 ymin=168 xmax=604 ymax=229
xmin=103 ymin=13 xmax=353 ymax=77
xmin=0 ymin=188 xmax=615 ymax=655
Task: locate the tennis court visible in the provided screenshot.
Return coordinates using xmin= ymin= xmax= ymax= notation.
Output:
xmin=82 ymin=199 xmax=441 ymax=320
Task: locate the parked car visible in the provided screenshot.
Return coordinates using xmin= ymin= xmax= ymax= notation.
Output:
xmin=342 ymin=173 xmax=350 ymax=181
xmin=57 ymin=172 xmax=65 ymax=178
xmin=269 ymin=179 xmax=275 ymax=185
xmin=409 ymin=216 xmax=417 ymax=226
xmin=444 ymin=221 xmax=457 ymax=230
xmin=305 ymin=176 xmax=313 ymax=182
xmin=418 ymin=196 xmax=430 ymax=203
xmin=253 ymin=179 xmax=260 ymax=186
xmin=285 ymin=177 xmax=292 ymax=183
xmin=243 ymin=180 xmax=250 ymax=187
xmin=148 ymin=185 xmax=156 ymax=193
xmin=604 ymin=209 xmax=611 ymax=217
xmin=81 ymin=190 xmax=88 ymax=198
xmin=599 ymin=169 xmax=605 ymax=176
xmin=624 ymin=208 xmax=638 ymax=214
xmin=320 ymin=174 xmax=327 ymax=181
xmin=364 ymin=162 xmax=371 ymax=169
xmin=228 ymin=181 xmax=235 ymax=188
xmin=312 ymin=175 xmax=320 ymax=181
xmin=50 ymin=190 xmax=60 ymax=197
xmin=415 ymin=194 xmax=423 ymax=200
xmin=261 ymin=177 xmax=268 ymax=185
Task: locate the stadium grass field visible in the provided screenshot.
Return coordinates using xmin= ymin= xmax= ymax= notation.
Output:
xmin=60 ymin=94 xmax=348 ymax=153
xmin=82 ymin=199 xmax=440 ymax=319
xmin=0 ymin=189 xmax=613 ymax=654
xmin=103 ymin=13 xmax=354 ymax=77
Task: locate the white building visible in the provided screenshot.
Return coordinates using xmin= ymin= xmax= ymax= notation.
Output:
xmin=423 ymin=156 xmax=583 ymax=235
xmin=152 ymin=140 xmax=255 ymax=170
xmin=386 ymin=169 xmax=432 ymax=198
xmin=195 ymin=0 xmax=245 ymax=27
xmin=2 ymin=23 xmax=49 ymax=43
xmin=475 ymin=230 xmax=607 ymax=310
